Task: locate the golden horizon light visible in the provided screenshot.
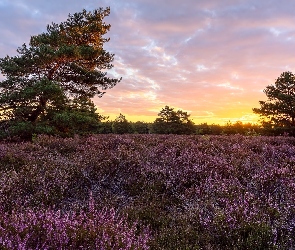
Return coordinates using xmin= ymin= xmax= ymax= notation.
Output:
xmin=0 ymin=1 xmax=294 ymax=125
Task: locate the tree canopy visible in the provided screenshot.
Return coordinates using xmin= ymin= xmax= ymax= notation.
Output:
xmin=0 ymin=8 xmax=120 ymax=139
xmin=151 ymin=105 xmax=195 ymax=134
xmin=253 ymin=71 xmax=295 ymax=128
xmin=112 ymin=113 xmax=133 ymax=134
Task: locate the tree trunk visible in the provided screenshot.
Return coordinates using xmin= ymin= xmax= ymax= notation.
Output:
xmin=27 ymin=96 xmax=48 ymax=122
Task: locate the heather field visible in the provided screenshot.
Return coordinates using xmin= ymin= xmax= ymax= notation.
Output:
xmin=0 ymin=134 xmax=294 ymax=249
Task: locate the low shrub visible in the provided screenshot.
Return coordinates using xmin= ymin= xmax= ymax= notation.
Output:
xmin=0 ymin=134 xmax=295 ymax=249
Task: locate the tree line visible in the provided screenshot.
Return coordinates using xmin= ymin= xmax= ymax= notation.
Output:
xmin=1 ymin=8 xmax=295 ymax=140
xmin=90 ymin=109 xmax=292 ymax=137
xmin=0 ymin=101 xmax=286 ymax=140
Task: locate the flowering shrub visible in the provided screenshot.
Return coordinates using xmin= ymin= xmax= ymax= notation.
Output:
xmin=0 ymin=134 xmax=295 ymax=249
xmin=0 ymin=206 xmax=150 ymax=249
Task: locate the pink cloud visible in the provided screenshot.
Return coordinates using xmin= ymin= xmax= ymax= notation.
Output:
xmin=1 ymin=0 xmax=295 ymax=123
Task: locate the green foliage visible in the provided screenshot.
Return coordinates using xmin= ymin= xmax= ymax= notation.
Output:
xmin=0 ymin=8 xmax=120 ymax=140
xmin=233 ymin=223 xmax=273 ymax=250
xmin=131 ymin=121 xmax=150 ymax=134
xmin=51 ymin=110 xmax=98 ymax=136
xmin=97 ymin=120 xmax=113 ymax=134
xmin=112 ymin=113 xmax=132 ymax=134
xmin=151 ymin=105 xmax=195 ymax=134
xmin=253 ymin=71 xmax=295 ymax=128
xmin=195 ymin=122 xmax=261 ymax=136
xmin=196 ymin=123 xmax=223 ymax=135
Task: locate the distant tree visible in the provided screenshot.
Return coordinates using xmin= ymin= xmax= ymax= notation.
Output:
xmin=221 ymin=121 xmax=236 ymax=135
xmin=221 ymin=121 xmax=260 ymax=135
xmin=210 ymin=124 xmax=223 ymax=135
xmin=253 ymin=71 xmax=295 ymax=128
xmin=97 ymin=119 xmax=113 ymax=134
xmin=232 ymin=121 xmax=245 ymax=134
xmin=132 ymin=121 xmax=150 ymax=134
xmin=195 ymin=123 xmax=212 ymax=135
xmin=195 ymin=123 xmax=223 ymax=135
xmin=242 ymin=122 xmax=261 ymax=136
xmin=0 ymin=8 xmax=121 ymax=139
xmin=112 ymin=114 xmax=132 ymax=134
xmin=151 ymin=106 xmax=195 ymax=134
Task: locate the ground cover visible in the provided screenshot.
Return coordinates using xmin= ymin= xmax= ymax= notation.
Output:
xmin=0 ymin=134 xmax=294 ymax=249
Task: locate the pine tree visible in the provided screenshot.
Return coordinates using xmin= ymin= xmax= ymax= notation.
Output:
xmin=0 ymin=8 xmax=121 ymax=139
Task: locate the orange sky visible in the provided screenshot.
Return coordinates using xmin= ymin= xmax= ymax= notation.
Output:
xmin=1 ymin=0 xmax=295 ymax=125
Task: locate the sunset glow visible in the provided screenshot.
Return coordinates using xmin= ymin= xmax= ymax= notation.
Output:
xmin=1 ymin=0 xmax=294 ymax=124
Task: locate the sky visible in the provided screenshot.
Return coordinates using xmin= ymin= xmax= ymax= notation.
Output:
xmin=0 ymin=0 xmax=295 ymax=124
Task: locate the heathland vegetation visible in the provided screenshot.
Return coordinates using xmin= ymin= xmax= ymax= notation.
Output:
xmin=1 ymin=7 xmax=295 ymax=249
xmin=0 ymin=134 xmax=294 ymax=248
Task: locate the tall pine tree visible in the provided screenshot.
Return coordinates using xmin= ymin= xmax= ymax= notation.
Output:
xmin=253 ymin=71 xmax=295 ymax=128
xmin=0 ymin=8 xmax=121 ymax=139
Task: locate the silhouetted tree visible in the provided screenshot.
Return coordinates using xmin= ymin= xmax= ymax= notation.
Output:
xmin=97 ymin=119 xmax=113 ymax=134
xmin=132 ymin=121 xmax=150 ymax=134
xmin=151 ymin=106 xmax=195 ymax=134
xmin=196 ymin=123 xmax=212 ymax=135
xmin=253 ymin=71 xmax=295 ymax=128
xmin=0 ymin=8 xmax=120 ymax=139
xmin=112 ymin=114 xmax=132 ymax=134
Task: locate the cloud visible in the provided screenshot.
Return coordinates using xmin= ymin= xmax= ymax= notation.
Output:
xmin=1 ymin=0 xmax=295 ymax=123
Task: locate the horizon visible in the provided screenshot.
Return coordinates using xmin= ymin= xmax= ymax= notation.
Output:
xmin=0 ymin=0 xmax=294 ymax=124
xmin=104 ymin=111 xmax=261 ymax=125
